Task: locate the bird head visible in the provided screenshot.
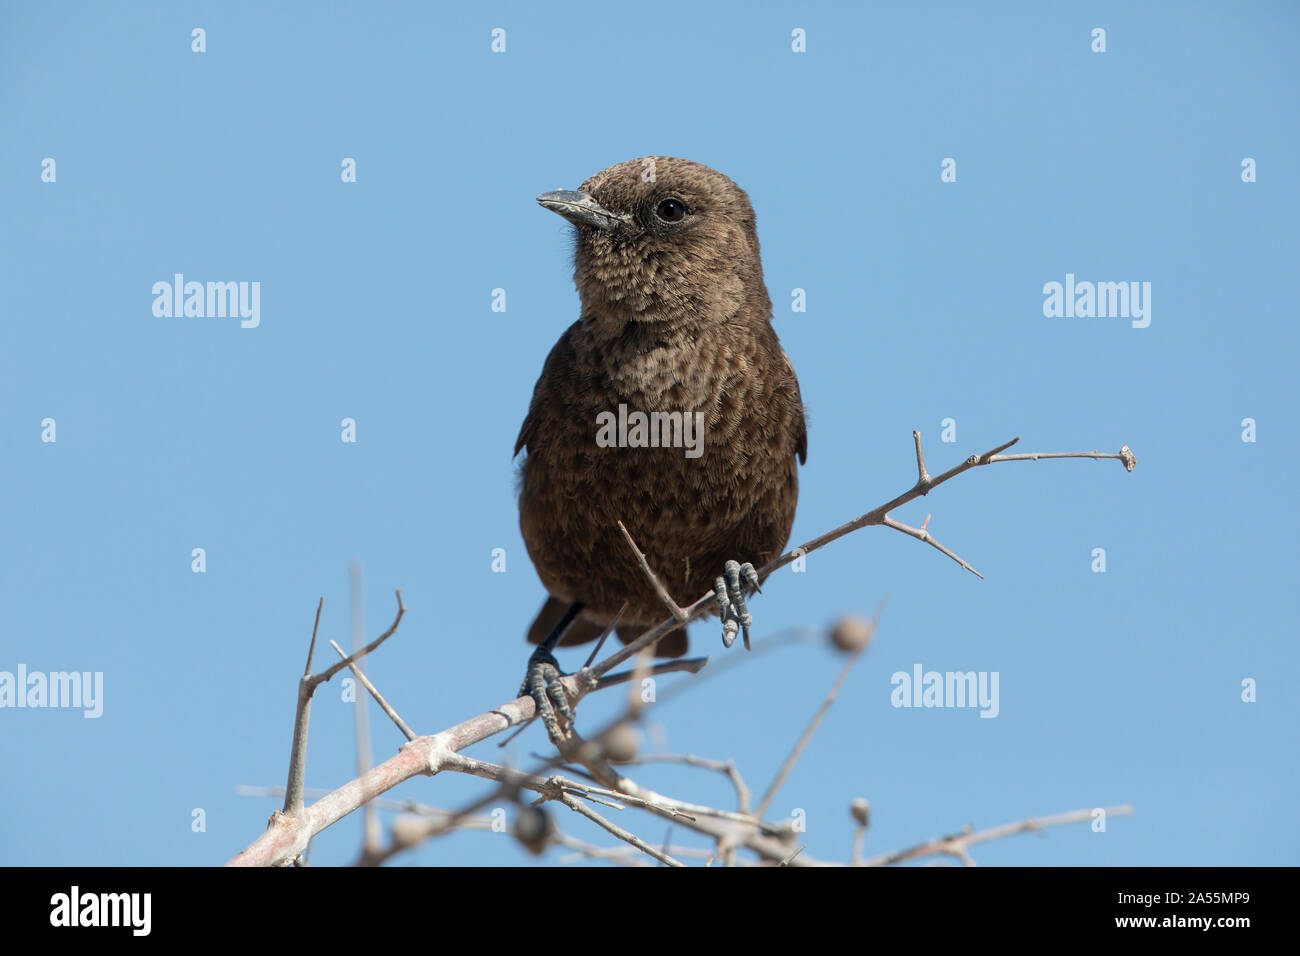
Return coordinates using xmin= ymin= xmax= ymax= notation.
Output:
xmin=537 ymin=157 xmax=771 ymax=328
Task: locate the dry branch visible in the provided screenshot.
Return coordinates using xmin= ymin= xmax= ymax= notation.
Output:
xmin=228 ymin=432 xmax=1135 ymax=867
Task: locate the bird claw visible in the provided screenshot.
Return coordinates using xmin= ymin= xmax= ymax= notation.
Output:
xmin=714 ymin=559 xmax=760 ymax=650
xmin=520 ymin=647 xmax=575 ymax=742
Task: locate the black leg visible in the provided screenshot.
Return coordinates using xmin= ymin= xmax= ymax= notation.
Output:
xmin=520 ymin=601 xmax=585 ymax=741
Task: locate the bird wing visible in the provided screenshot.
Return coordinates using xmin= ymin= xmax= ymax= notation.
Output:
xmin=781 ymin=347 xmax=808 ymax=465
xmin=514 ymin=322 xmax=580 ymax=457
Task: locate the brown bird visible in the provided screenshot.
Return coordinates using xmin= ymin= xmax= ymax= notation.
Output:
xmin=515 ymin=157 xmax=807 ymax=734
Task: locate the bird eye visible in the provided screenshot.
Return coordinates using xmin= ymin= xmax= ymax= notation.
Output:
xmin=654 ymin=198 xmax=688 ymax=223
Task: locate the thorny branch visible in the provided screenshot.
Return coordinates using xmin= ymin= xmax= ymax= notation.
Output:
xmin=861 ymin=805 xmax=1136 ymax=867
xmin=281 ymin=590 xmax=405 ymax=817
xmin=229 ymin=433 xmax=1136 ymax=867
xmin=597 ymin=433 xmax=1134 ymax=676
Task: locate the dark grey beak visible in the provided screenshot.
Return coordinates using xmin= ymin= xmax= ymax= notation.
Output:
xmin=537 ymin=189 xmax=632 ymax=231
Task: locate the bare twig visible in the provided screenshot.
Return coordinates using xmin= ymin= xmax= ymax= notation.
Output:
xmin=618 ymin=521 xmax=688 ymax=621
xmin=278 ymin=590 xmax=406 ymax=846
xmin=594 ymin=656 xmax=708 ymax=689
xmin=881 ymin=514 xmax=983 ymax=578
xmin=557 ymin=793 xmax=684 ymax=866
xmin=330 ymin=640 xmax=416 ymax=742
xmin=348 ymin=562 xmax=382 ymax=859
xmin=623 ymin=754 xmax=753 ymax=814
xmin=234 ymin=432 xmax=1135 ymax=866
xmin=303 ymin=597 xmax=324 ymax=677
xmin=582 ymin=603 xmax=628 ymax=668
xmin=990 ymin=447 xmax=1137 ymax=470
xmin=309 ymin=589 xmax=405 ymax=689
xmin=283 ymin=599 xmax=324 ymax=816
xmin=779 ymin=844 xmax=807 ymax=866
xmin=596 ymin=433 xmax=1135 ymax=676
xmin=862 ymin=804 xmax=1135 ymax=867
xmin=755 ymin=605 xmax=880 ymax=818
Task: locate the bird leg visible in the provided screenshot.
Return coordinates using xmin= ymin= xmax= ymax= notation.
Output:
xmin=714 ymin=559 xmax=761 ymax=650
xmin=520 ymin=601 xmax=585 ymax=741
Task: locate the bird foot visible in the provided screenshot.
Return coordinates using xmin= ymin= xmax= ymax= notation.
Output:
xmin=520 ymin=646 xmax=576 ymax=742
xmin=714 ymin=559 xmax=761 ymax=650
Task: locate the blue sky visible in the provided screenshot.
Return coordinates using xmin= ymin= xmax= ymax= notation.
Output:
xmin=1 ymin=1 xmax=1296 ymax=867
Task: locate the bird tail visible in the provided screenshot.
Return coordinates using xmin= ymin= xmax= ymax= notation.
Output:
xmin=526 ymin=596 xmax=687 ymax=658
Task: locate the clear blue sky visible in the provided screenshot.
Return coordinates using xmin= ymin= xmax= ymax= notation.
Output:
xmin=2 ymin=1 xmax=1296 ymax=867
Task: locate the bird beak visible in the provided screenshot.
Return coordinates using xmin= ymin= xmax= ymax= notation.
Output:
xmin=536 ymin=189 xmax=632 ymax=231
